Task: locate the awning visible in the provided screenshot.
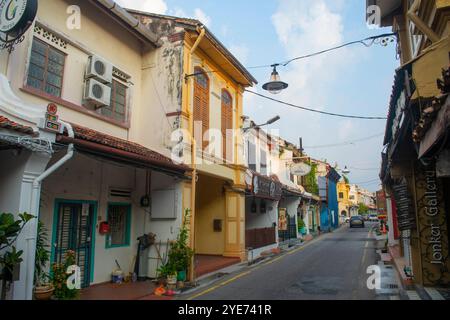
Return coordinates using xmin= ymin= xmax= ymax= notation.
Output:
xmin=56 ymin=123 xmax=190 ymax=177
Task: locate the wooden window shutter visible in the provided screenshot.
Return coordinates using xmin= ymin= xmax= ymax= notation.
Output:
xmin=221 ymin=89 xmax=233 ymax=162
xmin=193 ymin=67 xmax=210 ymax=151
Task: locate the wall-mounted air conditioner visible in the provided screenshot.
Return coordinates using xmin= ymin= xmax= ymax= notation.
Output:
xmin=86 ymin=55 xmax=113 ymax=84
xmin=84 ymin=78 xmax=111 ymax=107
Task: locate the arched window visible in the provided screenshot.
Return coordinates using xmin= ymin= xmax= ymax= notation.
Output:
xmin=221 ymin=89 xmax=233 ymax=162
xmin=193 ymin=67 xmax=210 ymax=151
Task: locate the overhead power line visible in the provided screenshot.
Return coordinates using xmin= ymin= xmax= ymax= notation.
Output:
xmin=303 ymin=133 xmax=384 ymax=149
xmin=246 ymin=33 xmax=397 ymax=69
xmin=244 ymin=90 xmax=388 ymax=120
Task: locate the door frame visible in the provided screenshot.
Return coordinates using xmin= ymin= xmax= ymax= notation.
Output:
xmin=50 ymin=199 xmax=98 ymax=285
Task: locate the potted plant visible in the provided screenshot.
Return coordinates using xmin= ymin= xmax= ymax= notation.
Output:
xmin=0 ymin=212 xmax=34 ymax=300
xmin=52 ymin=250 xmax=80 ymax=300
xmin=157 ymin=261 xmax=177 ymax=289
xmin=297 ymin=218 xmax=307 ymax=236
xmin=34 ymin=221 xmax=54 ymax=300
xmin=157 ymin=209 xmax=194 ymax=289
xmin=169 ymin=209 xmax=193 ymax=284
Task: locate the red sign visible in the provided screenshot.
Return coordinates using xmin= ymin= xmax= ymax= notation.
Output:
xmin=47 ymin=103 xmax=58 ymax=115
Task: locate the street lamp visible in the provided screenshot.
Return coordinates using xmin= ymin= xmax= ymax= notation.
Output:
xmin=341 ymin=166 xmax=350 ymax=175
xmin=262 ymin=64 xmax=288 ymax=94
xmin=242 ymin=115 xmax=281 ymax=132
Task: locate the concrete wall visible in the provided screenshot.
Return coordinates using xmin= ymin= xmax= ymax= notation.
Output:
xmin=6 ymin=0 xmax=146 ymax=141
xmin=245 ymin=198 xmax=278 ymax=230
xmin=39 ymin=153 xmax=182 ymax=284
xmin=195 ymin=175 xmax=226 ymax=255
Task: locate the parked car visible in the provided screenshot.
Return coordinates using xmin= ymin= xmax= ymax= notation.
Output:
xmin=368 ymin=214 xmax=379 ymax=222
xmin=349 ymin=216 xmax=365 ymax=228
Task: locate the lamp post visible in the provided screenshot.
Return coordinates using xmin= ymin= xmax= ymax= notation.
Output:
xmin=242 ymin=115 xmax=281 ymax=132
xmin=262 ymin=64 xmax=289 ymax=94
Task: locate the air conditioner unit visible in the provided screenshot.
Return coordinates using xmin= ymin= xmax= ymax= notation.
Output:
xmin=84 ymin=78 xmax=111 ymax=107
xmin=86 ymin=55 xmax=113 ymax=84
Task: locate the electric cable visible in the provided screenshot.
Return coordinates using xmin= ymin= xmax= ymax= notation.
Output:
xmin=245 ymin=90 xmax=388 ymax=120
xmin=245 ymin=33 xmax=397 ymax=69
xmin=303 ymin=133 xmax=384 ymax=149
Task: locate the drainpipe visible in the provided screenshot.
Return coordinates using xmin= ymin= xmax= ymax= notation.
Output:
xmin=187 ymin=25 xmax=205 ymax=283
xmin=407 ymin=0 xmax=440 ymax=43
xmin=25 ymin=121 xmax=74 ymax=300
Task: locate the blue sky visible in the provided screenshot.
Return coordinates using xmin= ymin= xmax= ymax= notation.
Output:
xmin=118 ymin=0 xmax=400 ymax=191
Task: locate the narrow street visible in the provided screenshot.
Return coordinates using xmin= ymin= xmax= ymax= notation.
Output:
xmin=185 ymin=224 xmax=378 ymax=300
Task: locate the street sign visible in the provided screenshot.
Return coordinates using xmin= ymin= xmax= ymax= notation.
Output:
xmin=290 ymin=162 xmax=311 ymax=177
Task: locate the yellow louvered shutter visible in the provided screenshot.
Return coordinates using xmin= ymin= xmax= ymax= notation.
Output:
xmin=193 ymin=68 xmax=210 ymax=152
xmin=221 ymin=89 xmax=233 ymax=162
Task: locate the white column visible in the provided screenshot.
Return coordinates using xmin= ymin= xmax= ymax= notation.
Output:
xmin=11 ymin=152 xmax=52 ymax=300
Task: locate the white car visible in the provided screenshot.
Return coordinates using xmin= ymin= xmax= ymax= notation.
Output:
xmin=368 ymin=215 xmax=379 ymax=222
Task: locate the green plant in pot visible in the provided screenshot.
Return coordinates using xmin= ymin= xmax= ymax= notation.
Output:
xmin=169 ymin=209 xmax=193 ymax=282
xmin=0 ymin=212 xmax=34 ymax=300
xmin=34 ymin=221 xmax=54 ymax=300
xmin=297 ymin=218 xmax=307 ymax=236
xmin=52 ymin=250 xmax=80 ymax=300
xmin=157 ymin=209 xmax=193 ymax=287
xmin=157 ymin=261 xmax=177 ymax=286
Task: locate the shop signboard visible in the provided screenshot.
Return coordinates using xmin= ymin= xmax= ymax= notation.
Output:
xmin=290 ymin=162 xmax=311 ymax=177
xmin=0 ymin=0 xmax=38 ymax=51
xmin=414 ymin=162 xmax=450 ymax=286
xmin=392 ymin=178 xmax=416 ymax=231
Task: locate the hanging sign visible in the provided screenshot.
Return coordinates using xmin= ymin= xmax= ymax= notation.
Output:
xmin=0 ymin=0 xmax=38 ymax=51
xmin=290 ymin=162 xmax=311 ymax=177
xmin=278 ymin=208 xmax=287 ymax=231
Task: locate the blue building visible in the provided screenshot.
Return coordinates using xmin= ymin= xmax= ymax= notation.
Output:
xmin=318 ymin=167 xmax=341 ymax=232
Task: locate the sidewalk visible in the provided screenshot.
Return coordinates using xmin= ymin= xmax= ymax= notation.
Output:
xmin=385 ymin=244 xmax=450 ymax=300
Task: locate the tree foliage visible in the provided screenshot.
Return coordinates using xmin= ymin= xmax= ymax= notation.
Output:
xmin=358 ymin=203 xmax=369 ymax=215
xmin=304 ymin=162 xmax=319 ymax=195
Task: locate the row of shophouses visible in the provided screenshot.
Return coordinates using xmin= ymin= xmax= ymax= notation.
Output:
xmin=0 ymin=0 xmax=344 ymax=300
xmin=368 ymin=0 xmax=450 ymax=288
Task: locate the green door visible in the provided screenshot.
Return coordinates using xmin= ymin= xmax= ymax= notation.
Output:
xmin=53 ymin=201 xmax=95 ymax=288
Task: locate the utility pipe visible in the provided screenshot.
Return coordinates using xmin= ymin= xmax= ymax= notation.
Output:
xmin=25 ymin=121 xmax=74 ymax=300
xmin=407 ymin=0 xmax=440 ymax=44
xmin=187 ymin=25 xmax=205 ymax=283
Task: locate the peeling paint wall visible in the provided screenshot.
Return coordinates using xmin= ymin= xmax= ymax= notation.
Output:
xmin=132 ymin=15 xmax=186 ymax=159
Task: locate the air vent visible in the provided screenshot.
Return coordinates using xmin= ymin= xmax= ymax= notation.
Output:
xmin=94 ymin=60 xmax=106 ymax=76
xmin=109 ymin=188 xmax=132 ymax=199
xmin=92 ymin=83 xmax=103 ymax=99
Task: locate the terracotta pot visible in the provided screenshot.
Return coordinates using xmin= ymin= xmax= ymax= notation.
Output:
xmin=34 ymin=285 xmax=54 ymax=300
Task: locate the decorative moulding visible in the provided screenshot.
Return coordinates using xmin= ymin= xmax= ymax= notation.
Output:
xmin=0 ymin=73 xmax=45 ymax=131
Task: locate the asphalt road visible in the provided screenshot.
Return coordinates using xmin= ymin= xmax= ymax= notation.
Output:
xmin=185 ymin=223 xmax=378 ymax=300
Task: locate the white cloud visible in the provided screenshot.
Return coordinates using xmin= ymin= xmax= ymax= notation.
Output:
xmin=115 ymin=0 xmax=168 ymax=14
xmin=242 ymin=0 xmax=385 ymax=189
xmin=193 ymin=8 xmax=212 ymax=28
xmin=267 ymin=0 xmax=353 ymax=142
